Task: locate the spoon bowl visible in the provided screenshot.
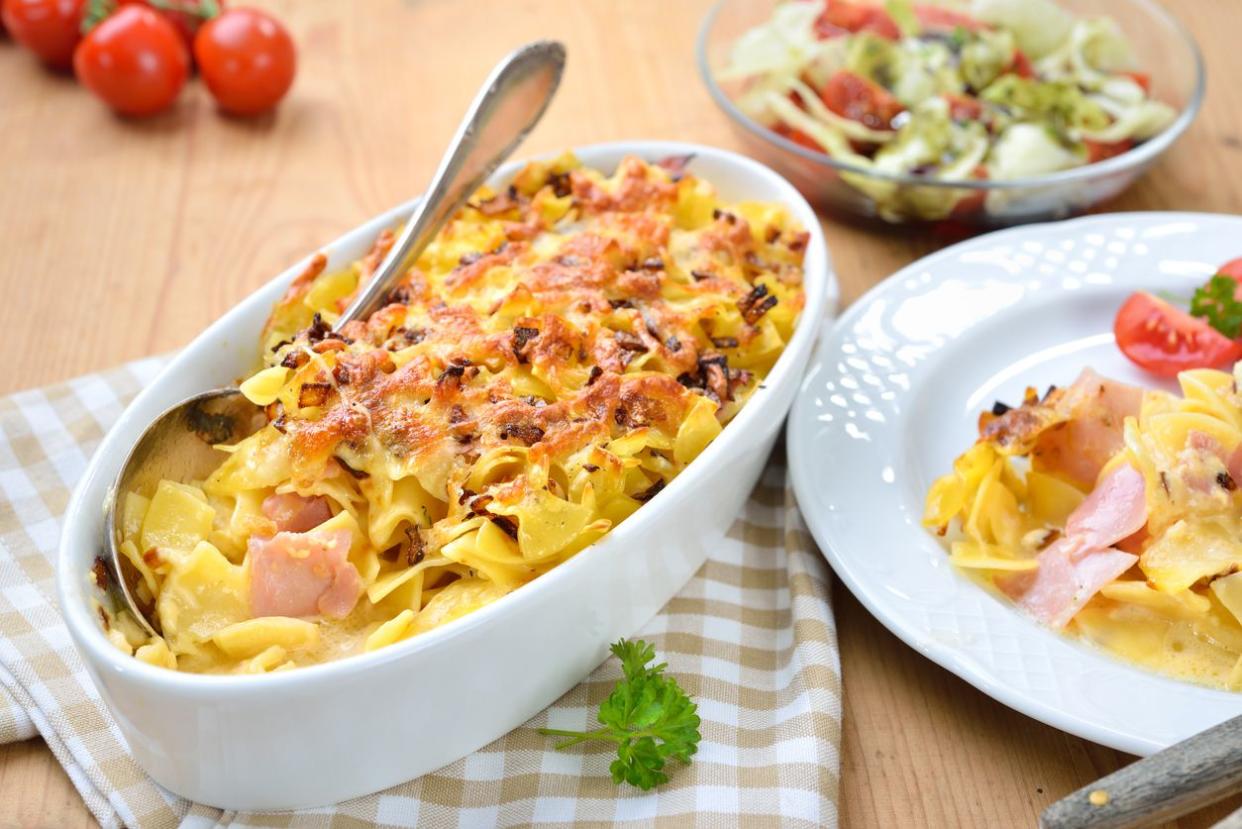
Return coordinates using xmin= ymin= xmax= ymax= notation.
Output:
xmin=104 ymin=390 xmax=265 ymax=634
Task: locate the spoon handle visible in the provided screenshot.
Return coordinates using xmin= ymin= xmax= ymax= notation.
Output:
xmin=1040 ymin=714 xmax=1242 ymax=829
xmin=337 ymin=39 xmax=566 ymax=327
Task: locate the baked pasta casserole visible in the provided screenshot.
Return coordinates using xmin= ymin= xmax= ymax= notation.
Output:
xmin=100 ymin=154 xmax=808 ymax=674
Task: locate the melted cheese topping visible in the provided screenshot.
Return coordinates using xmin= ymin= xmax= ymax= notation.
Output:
xmin=105 ymin=153 xmax=807 ymax=674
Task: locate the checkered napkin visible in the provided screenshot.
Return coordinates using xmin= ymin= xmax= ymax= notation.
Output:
xmin=0 ymin=357 xmax=842 ymax=829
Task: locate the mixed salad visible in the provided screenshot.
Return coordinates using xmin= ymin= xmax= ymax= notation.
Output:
xmin=722 ymin=0 xmax=1176 ymax=220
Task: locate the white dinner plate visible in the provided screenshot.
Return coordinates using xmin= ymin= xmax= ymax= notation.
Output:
xmin=788 ymin=211 xmax=1242 ymax=755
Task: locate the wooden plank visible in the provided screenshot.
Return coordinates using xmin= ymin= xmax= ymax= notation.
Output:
xmin=838 ymin=587 xmax=1242 ymax=829
xmin=0 ymin=0 xmax=1240 ymax=826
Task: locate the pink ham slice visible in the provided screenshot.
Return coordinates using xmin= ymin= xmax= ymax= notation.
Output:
xmin=999 ymin=463 xmax=1146 ymax=628
xmin=262 ymin=493 xmax=333 ymax=533
xmin=1063 ymin=464 xmax=1147 ymax=555
xmin=249 ymin=528 xmax=362 ymax=619
xmin=999 ymin=541 xmax=1138 ymax=629
xmin=1031 ymin=369 xmax=1142 ymax=488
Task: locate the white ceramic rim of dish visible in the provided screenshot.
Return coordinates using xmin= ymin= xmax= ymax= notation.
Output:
xmin=57 ymin=139 xmax=838 ymax=693
xmin=788 ymin=211 xmax=1242 ymax=756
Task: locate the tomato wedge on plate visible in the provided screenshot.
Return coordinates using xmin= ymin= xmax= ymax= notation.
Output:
xmin=1197 ymin=257 xmax=1242 ymax=303
xmin=1218 ymin=257 xmax=1242 ymax=282
xmin=1114 ymin=292 xmax=1242 ymax=377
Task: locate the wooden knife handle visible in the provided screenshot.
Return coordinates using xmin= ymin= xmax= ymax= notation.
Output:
xmin=1213 ymin=803 xmax=1242 ymax=829
xmin=1040 ymin=715 xmax=1242 ymax=829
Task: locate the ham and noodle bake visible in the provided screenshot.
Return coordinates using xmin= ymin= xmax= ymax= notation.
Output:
xmin=100 ymin=154 xmax=807 ymax=674
xmin=927 ymin=366 xmax=1242 ymax=690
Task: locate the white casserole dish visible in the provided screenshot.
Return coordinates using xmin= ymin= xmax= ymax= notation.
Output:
xmin=57 ymin=141 xmax=836 ymax=810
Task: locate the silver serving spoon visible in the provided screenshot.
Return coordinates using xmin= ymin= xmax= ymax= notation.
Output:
xmin=102 ymin=40 xmax=567 ymax=636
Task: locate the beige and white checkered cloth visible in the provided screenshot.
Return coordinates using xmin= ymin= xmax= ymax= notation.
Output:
xmin=0 ymin=357 xmax=841 ymax=829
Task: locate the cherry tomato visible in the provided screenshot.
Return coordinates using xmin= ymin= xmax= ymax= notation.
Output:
xmin=1084 ymin=138 xmax=1134 ymax=164
xmin=1114 ymin=292 xmax=1242 ymax=376
xmin=914 ymin=5 xmax=989 ymax=32
xmin=194 ymin=8 xmax=295 ymax=116
xmin=820 ymin=70 xmax=905 ymax=131
xmin=74 ymin=5 xmax=188 ymax=117
xmin=118 ymin=0 xmax=221 ymax=54
xmin=814 ymin=0 xmax=899 ymax=40
xmin=1 ymin=0 xmax=84 ymax=69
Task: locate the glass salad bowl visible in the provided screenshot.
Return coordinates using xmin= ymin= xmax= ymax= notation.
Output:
xmin=697 ymin=0 xmax=1204 ymax=226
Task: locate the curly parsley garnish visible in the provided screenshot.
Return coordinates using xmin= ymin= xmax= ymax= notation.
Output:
xmin=1190 ymin=274 xmax=1242 ymax=338
xmin=538 ymin=639 xmax=701 ymax=790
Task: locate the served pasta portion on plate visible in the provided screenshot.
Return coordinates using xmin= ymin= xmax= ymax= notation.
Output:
xmin=926 ymin=364 xmax=1242 ymax=690
xmin=100 ymin=154 xmax=807 ymax=674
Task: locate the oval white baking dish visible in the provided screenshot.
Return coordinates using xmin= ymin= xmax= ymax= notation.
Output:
xmin=57 ymin=141 xmax=836 ymax=810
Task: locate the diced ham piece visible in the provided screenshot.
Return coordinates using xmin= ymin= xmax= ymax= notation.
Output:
xmin=1032 ymin=369 xmax=1142 ymax=488
xmin=999 ymin=540 xmax=1138 ymax=629
xmin=1175 ymin=431 xmax=1230 ymax=493
xmin=262 ymin=493 xmax=333 ymax=533
xmin=1064 ymin=464 xmax=1147 ymax=555
xmin=1228 ymin=443 xmax=1242 ymax=488
xmin=980 ymin=369 xmax=1142 ymax=488
xmin=998 ymin=463 xmax=1146 ymax=628
xmin=248 ymin=528 xmax=362 ymax=619
xmin=1189 ymin=431 xmax=1221 ymax=454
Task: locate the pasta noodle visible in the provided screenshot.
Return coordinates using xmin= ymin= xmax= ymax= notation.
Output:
xmin=926 ymin=366 xmax=1242 ymax=691
xmin=101 ymin=153 xmax=807 ymax=674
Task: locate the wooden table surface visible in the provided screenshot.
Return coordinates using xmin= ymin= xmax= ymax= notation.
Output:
xmin=2 ymin=0 xmax=1241 ymax=826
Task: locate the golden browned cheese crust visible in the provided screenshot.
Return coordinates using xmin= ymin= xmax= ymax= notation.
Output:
xmin=109 ymin=153 xmax=807 ymax=674
xmin=263 ymin=155 xmax=807 ymax=497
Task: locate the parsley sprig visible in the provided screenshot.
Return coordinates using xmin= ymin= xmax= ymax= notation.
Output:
xmin=539 ymin=639 xmax=701 ymax=790
xmin=1190 ymin=274 xmax=1242 ymax=338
